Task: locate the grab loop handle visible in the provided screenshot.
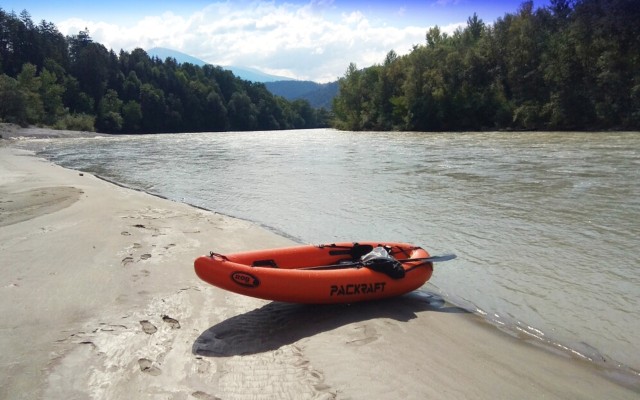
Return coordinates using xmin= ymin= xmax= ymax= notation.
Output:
xmin=209 ymin=251 xmax=229 ymax=261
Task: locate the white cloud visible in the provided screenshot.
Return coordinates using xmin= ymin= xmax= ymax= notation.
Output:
xmin=441 ymin=21 xmax=467 ymax=35
xmin=57 ymin=1 xmax=455 ymax=83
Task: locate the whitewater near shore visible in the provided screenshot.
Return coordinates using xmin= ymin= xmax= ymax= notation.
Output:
xmin=1 ymin=129 xmax=638 ymax=399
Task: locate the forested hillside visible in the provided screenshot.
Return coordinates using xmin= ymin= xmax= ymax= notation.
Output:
xmin=264 ymin=80 xmax=339 ymax=109
xmin=0 ymin=9 xmax=328 ymax=133
xmin=333 ymin=0 xmax=640 ymax=131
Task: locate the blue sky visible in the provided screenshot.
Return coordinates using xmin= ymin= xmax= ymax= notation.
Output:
xmin=3 ymin=0 xmax=551 ymax=82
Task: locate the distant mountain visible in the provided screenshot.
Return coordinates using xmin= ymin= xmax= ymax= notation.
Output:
xmin=264 ymin=80 xmax=339 ymax=109
xmin=226 ymin=66 xmax=294 ymax=83
xmin=147 ymin=47 xmax=208 ymax=67
xmin=146 ymin=47 xmax=294 ymax=83
xmin=146 ymin=47 xmax=336 ymax=108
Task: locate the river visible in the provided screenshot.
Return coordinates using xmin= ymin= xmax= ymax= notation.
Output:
xmin=16 ymin=129 xmax=640 ymax=377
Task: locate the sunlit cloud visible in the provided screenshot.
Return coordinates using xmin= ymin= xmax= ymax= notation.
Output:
xmin=57 ymin=2 xmax=461 ymax=82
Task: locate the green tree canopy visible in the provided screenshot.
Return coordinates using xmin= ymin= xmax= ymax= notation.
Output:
xmin=0 ymin=8 xmax=329 ymax=133
xmin=332 ymin=0 xmax=640 ymax=131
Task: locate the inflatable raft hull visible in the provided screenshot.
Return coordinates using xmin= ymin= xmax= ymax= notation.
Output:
xmin=194 ymin=242 xmax=433 ymax=304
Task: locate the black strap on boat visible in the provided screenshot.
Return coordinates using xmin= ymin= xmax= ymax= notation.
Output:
xmin=322 ymin=243 xmax=374 ymax=260
xmin=251 ymin=259 xmax=278 ymax=268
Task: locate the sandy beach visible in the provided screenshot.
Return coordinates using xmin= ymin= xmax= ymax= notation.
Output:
xmin=1 ymin=129 xmax=638 ymax=399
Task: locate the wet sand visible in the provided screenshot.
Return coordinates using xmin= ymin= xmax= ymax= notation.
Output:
xmin=1 ymin=129 xmax=638 ymax=399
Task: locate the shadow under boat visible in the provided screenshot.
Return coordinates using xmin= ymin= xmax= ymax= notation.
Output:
xmin=192 ymin=290 xmax=468 ymax=357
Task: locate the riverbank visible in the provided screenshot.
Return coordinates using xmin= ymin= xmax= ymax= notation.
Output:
xmin=1 ymin=133 xmax=638 ymax=399
xmin=0 ymin=123 xmax=104 ymax=140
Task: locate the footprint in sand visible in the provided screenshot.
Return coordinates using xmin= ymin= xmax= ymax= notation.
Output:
xmin=162 ymin=315 xmax=180 ymax=329
xmin=140 ymin=253 xmax=151 ymax=260
xmin=139 ymin=320 xmax=157 ymax=335
xmin=346 ymin=324 xmax=379 ymax=346
xmin=192 ymin=391 xmax=220 ymax=400
xmin=121 ymin=256 xmax=134 ymax=266
xmin=138 ymin=358 xmax=161 ymax=376
xmin=195 ymin=357 xmax=212 ymax=374
xmin=132 ymin=270 xmax=150 ymax=282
